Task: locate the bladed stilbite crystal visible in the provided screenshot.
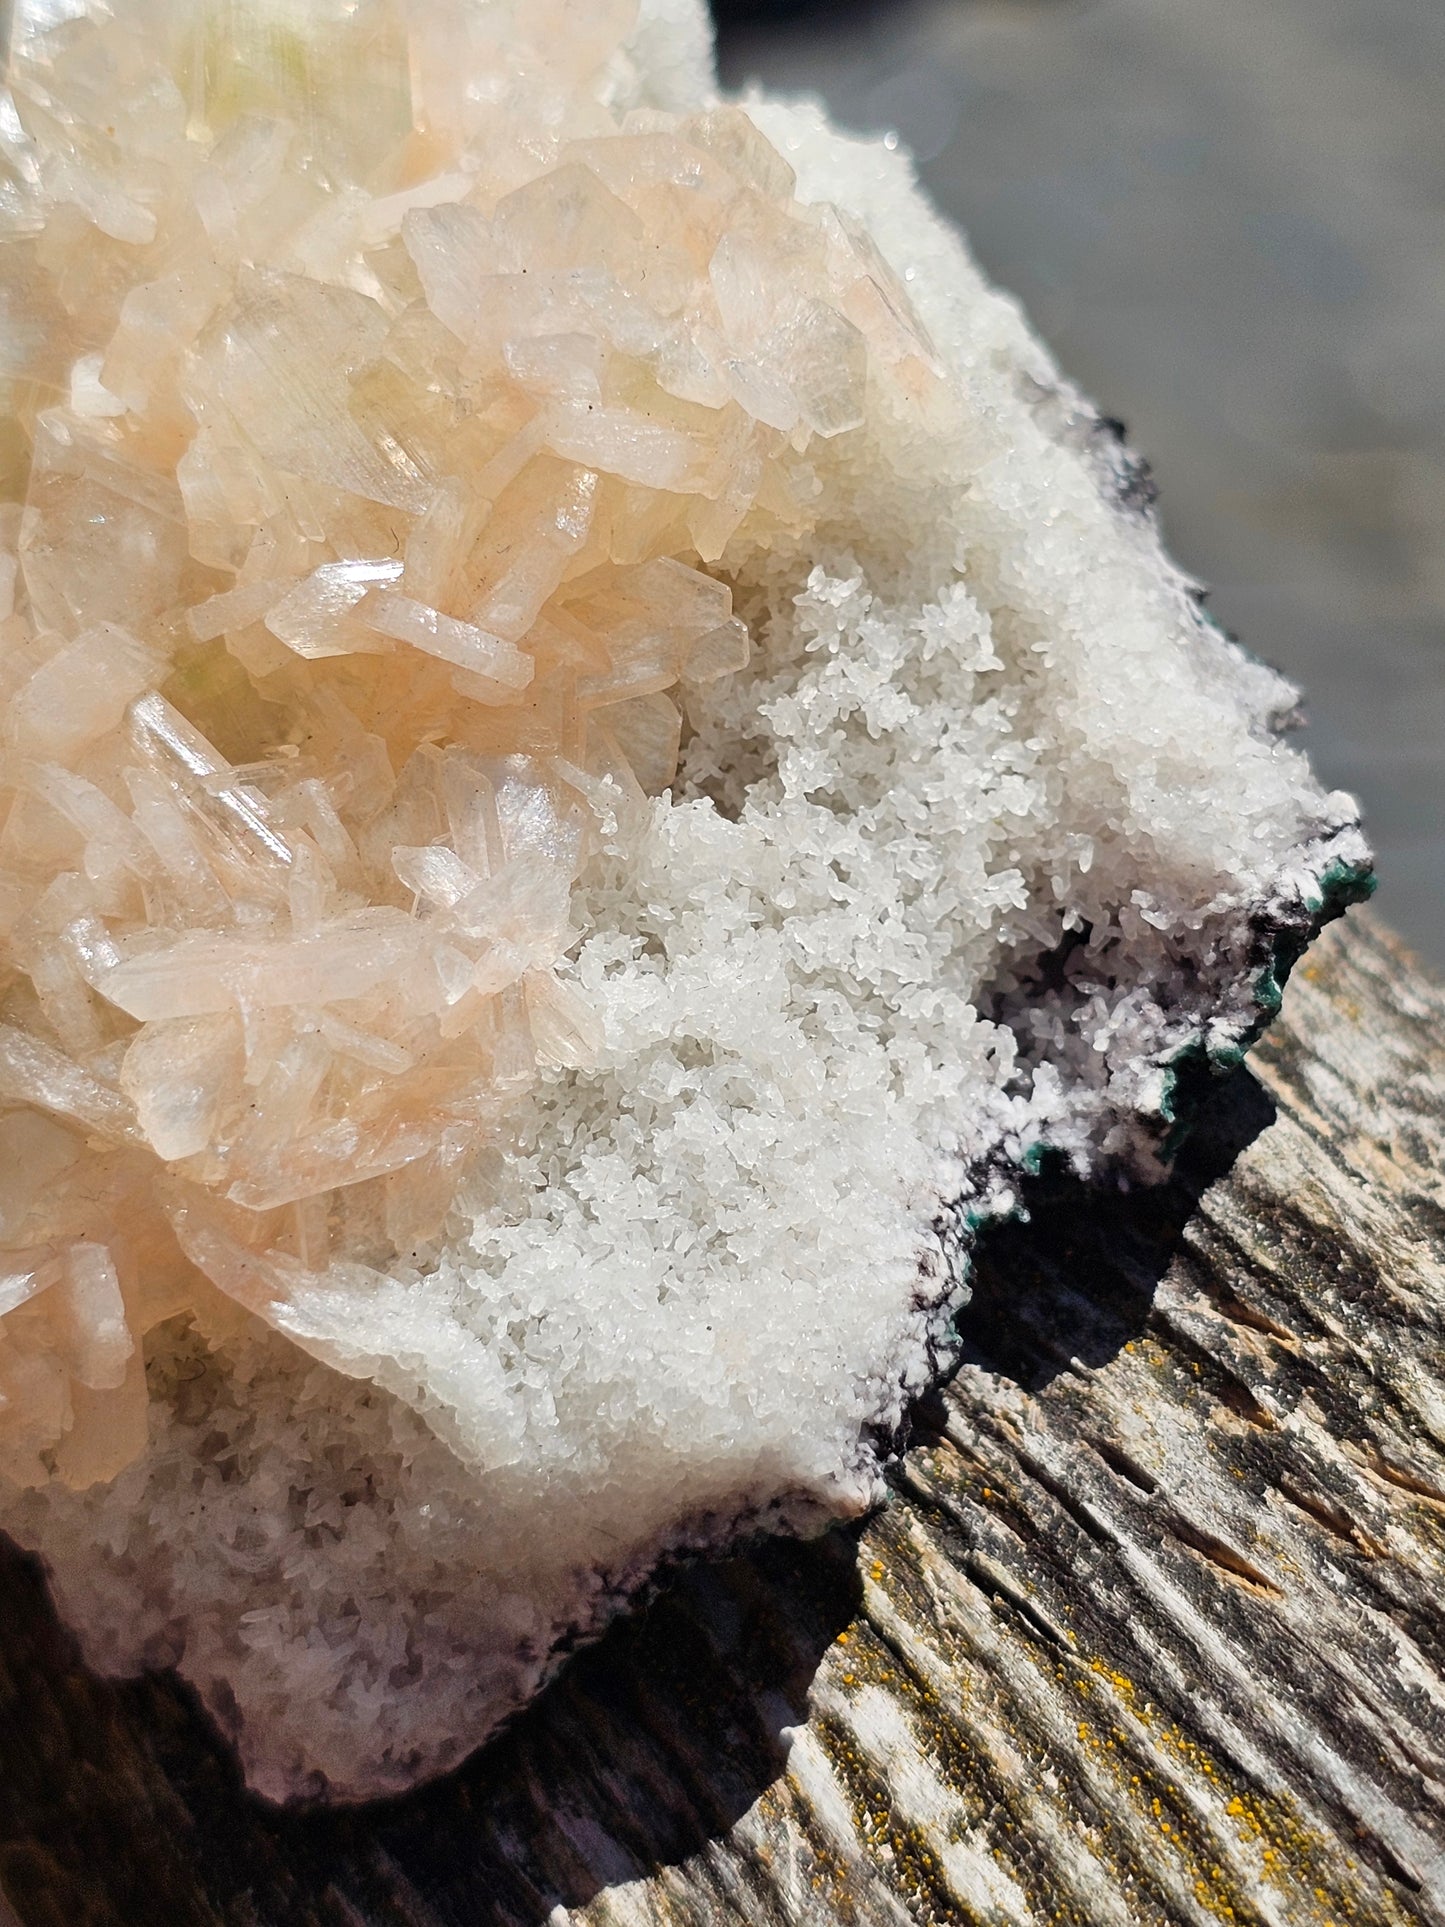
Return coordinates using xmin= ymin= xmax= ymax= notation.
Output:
xmin=0 ymin=0 xmax=1368 ymax=1800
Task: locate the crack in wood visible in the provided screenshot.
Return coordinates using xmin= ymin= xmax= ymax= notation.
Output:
xmin=0 ymin=913 xmax=1443 ymax=1926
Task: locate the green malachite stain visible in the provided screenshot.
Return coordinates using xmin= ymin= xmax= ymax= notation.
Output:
xmin=1156 ymin=852 xmax=1376 ymax=1155
xmin=955 ymin=851 xmax=1377 ymax=1304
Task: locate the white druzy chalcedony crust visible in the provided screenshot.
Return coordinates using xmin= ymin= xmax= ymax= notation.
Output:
xmin=0 ymin=0 xmax=1366 ymax=1800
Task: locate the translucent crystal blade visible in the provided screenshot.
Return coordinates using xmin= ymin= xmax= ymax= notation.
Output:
xmin=0 ymin=0 xmax=923 ymax=1498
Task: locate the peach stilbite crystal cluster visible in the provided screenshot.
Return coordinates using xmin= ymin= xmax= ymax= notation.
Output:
xmin=0 ymin=0 xmax=1367 ymax=1799
xmin=0 ymin=0 xmax=933 ymax=1485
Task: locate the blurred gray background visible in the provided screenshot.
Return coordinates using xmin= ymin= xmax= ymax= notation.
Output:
xmin=714 ymin=0 xmax=1445 ymax=967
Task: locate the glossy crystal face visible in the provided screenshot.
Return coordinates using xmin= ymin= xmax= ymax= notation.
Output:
xmin=0 ymin=1 xmax=1371 ymax=1803
xmin=0 ymin=0 xmax=941 ymax=1483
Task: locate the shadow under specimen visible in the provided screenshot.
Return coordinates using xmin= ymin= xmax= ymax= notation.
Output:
xmin=0 ymin=1065 xmax=1277 ymax=1927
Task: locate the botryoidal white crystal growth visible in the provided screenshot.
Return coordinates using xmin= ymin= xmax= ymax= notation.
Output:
xmin=0 ymin=0 xmax=1366 ymax=1800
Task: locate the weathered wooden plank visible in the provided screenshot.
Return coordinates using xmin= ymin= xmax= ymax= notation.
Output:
xmin=1 ymin=909 xmax=1442 ymax=1926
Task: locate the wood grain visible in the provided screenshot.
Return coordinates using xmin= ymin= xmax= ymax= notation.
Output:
xmin=1 ymin=909 xmax=1442 ymax=1927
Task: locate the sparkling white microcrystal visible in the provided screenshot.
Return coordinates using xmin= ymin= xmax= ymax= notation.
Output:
xmin=0 ymin=0 xmax=1366 ymax=1800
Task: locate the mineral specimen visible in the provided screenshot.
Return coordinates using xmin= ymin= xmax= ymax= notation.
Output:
xmin=0 ymin=0 xmax=1368 ymax=1800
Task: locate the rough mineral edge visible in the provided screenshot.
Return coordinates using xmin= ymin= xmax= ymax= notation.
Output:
xmin=0 ymin=0 xmax=1369 ymax=1802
